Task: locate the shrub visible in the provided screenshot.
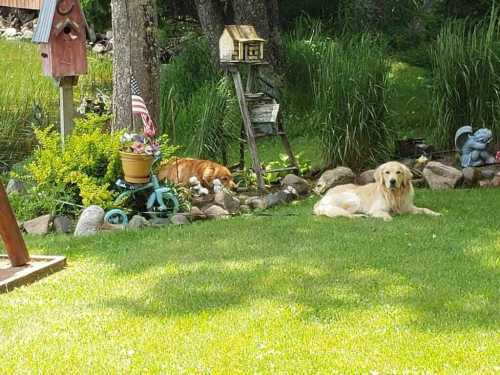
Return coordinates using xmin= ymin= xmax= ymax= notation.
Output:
xmin=430 ymin=8 xmax=500 ymax=147
xmin=313 ymin=34 xmax=392 ymax=170
xmin=24 ymin=114 xmax=122 ymax=208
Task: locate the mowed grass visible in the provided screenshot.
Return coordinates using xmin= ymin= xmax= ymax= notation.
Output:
xmin=0 ymin=189 xmax=499 ymax=373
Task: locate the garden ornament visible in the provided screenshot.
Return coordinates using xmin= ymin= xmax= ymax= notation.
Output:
xmin=189 ymin=176 xmax=209 ymax=196
xmin=455 ymin=126 xmax=497 ymax=168
xmin=212 ymin=179 xmax=224 ymax=193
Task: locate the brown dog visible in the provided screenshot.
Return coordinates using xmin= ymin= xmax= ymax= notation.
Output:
xmin=158 ymin=158 xmax=236 ymax=190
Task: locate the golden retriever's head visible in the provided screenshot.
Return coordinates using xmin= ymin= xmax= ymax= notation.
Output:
xmin=374 ymin=161 xmax=413 ymax=191
xmin=203 ymin=166 xmax=237 ymax=190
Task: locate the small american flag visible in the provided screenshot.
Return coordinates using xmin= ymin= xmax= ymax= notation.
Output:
xmin=131 ymin=75 xmax=156 ymax=138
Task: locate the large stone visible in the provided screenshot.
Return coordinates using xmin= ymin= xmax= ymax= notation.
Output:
xmin=462 ymin=167 xmax=481 ymax=188
xmin=74 ymin=205 xmax=105 ymax=236
xmin=203 ymin=205 xmax=230 ymax=219
xmin=6 ymin=179 xmax=25 ymax=195
xmin=128 ymin=215 xmax=150 ymax=230
xmin=481 ymin=169 xmax=496 ymax=180
xmin=423 ymin=162 xmax=463 ymax=190
xmin=246 ymin=196 xmax=268 ymax=210
xmin=53 ymin=216 xmax=72 ymax=234
xmin=357 ymin=170 xmax=375 ymax=185
xmin=214 ymin=191 xmax=240 ymax=214
xmin=265 ymin=191 xmax=294 ymax=208
xmin=280 ymin=174 xmax=310 ymax=196
xmin=170 ymin=214 xmax=190 ymax=225
xmin=24 ymin=215 xmax=52 ymax=235
xmin=188 ymin=206 xmax=206 ymax=221
xmin=314 ymin=167 xmax=355 ymax=194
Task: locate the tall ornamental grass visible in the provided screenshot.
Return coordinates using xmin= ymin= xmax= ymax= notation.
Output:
xmin=0 ymin=40 xmax=112 ymax=167
xmin=431 ymin=8 xmax=500 ymax=147
xmin=313 ymin=35 xmax=392 ymax=170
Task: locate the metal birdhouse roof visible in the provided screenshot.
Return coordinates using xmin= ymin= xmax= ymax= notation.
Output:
xmin=32 ymin=0 xmax=57 ymax=43
xmin=32 ymin=0 xmax=90 ymax=44
xmin=224 ymin=25 xmax=265 ymax=42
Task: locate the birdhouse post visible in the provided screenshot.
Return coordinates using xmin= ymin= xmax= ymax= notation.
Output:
xmin=0 ymin=181 xmax=30 ymax=267
xmin=32 ymin=0 xmax=88 ymax=143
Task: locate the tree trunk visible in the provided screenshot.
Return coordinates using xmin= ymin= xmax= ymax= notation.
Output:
xmin=194 ymin=0 xmax=225 ymax=63
xmin=130 ymin=0 xmax=161 ymax=126
xmin=111 ymin=0 xmax=160 ymax=132
xmin=232 ymin=0 xmax=282 ymax=67
xmin=111 ymin=0 xmax=133 ymax=131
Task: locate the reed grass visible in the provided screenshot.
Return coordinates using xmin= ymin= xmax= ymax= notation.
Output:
xmin=312 ymin=34 xmax=392 ymax=170
xmin=430 ymin=8 xmax=500 ymax=147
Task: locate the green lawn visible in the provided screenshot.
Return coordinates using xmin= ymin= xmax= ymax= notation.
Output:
xmin=1 ymin=189 xmax=499 ymax=374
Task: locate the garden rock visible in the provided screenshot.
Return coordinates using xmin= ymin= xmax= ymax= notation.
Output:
xmin=314 ymin=167 xmax=355 ymax=194
xmin=53 ymin=216 xmax=72 ymax=234
xmin=423 ymin=162 xmax=463 ymax=190
xmin=246 ymin=196 xmax=268 ymax=210
xmin=357 ymin=170 xmax=375 ymax=185
xmin=204 ymin=205 xmax=230 ymax=219
xmin=20 ymin=29 xmax=33 ymax=40
xmin=188 ymin=206 xmax=206 ymax=221
xmin=265 ymin=190 xmax=294 ymax=208
xmin=2 ymin=27 xmax=17 ymax=38
xmin=214 ymin=191 xmax=240 ymax=214
xmin=128 ymin=215 xmax=150 ymax=230
xmin=24 ymin=215 xmax=52 ymax=235
xmin=481 ymin=169 xmax=496 ymax=180
xmin=6 ymin=179 xmax=25 ymax=195
xmin=412 ymin=178 xmax=427 ymax=188
xmin=491 ymin=173 xmax=500 ymax=188
xmin=74 ymin=205 xmax=105 ymax=236
xmin=280 ymin=174 xmax=310 ymax=196
xmin=462 ymin=167 xmax=481 ymax=188
xmin=170 ymin=214 xmax=190 ymax=225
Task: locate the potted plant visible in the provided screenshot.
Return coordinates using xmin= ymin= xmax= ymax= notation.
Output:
xmin=119 ymin=133 xmax=160 ymax=184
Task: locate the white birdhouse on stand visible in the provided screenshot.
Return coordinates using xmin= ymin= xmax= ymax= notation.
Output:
xmin=219 ymin=25 xmax=265 ymax=63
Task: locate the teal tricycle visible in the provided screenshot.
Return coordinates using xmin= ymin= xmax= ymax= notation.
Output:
xmin=104 ymin=157 xmax=179 ymax=225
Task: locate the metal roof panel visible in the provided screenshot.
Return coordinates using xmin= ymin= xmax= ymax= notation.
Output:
xmin=32 ymin=0 xmax=57 ymax=43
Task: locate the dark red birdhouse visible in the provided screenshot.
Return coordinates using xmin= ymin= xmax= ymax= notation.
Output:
xmin=32 ymin=0 xmax=88 ymax=78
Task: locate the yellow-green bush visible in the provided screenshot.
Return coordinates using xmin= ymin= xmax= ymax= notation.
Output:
xmin=25 ymin=114 xmax=122 ymax=208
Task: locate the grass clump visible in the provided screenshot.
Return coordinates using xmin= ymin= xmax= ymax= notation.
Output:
xmin=313 ymin=35 xmax=392 ymax=169
xmin=431 ymin=8 xmax=500 ymax=147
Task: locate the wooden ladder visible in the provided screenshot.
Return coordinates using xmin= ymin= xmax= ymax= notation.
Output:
xmin=228 ymin=63 xmax=298 ymax=191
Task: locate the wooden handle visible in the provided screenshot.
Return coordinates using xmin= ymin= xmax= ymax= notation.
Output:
xmin=0 ymin=181 xmax=30 ymax=267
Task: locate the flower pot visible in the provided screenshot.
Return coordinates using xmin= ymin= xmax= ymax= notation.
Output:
xmin=120 ymin=152 xmax=154 ymax=184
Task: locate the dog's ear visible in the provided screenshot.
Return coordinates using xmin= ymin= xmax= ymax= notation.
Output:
xmin=374 ymin=165 xmax=384 ymax=185
xmin=402 ymin=165 xmax=413 ymax=187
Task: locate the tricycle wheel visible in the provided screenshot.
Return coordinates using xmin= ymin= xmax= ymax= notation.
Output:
xmin=104 ymin=209 xmax=129 ymax=225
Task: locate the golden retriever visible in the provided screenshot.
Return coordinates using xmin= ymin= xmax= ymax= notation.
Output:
xmin=313 ymin=161 xmax=441 ymax=221
xmin=158 ymin=158 xmax=237 ymax=190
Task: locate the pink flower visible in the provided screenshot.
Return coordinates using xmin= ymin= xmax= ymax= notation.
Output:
xmin=132 ymin=141 xmax=145 ymax=154
xmin=144 ymin=126 xmax=156 ymax=138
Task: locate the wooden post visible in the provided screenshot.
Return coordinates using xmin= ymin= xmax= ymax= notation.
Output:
xmin=59 ymin=76 xmax=75 ymax=144
xmin=0 ymin=181 xmax=30 ymax=267
xmin=231 ymin=68 xmax=265 ymax=191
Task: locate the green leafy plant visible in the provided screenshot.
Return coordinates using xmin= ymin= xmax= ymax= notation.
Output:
xmin=23 ymin=114 xmax=122 ymax=208
xmin=264 ymin=153 xmax=311 ymax=185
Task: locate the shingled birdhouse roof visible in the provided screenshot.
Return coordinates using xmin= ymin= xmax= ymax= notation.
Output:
xmin=224 ymin=25 xmax=265 ymax=42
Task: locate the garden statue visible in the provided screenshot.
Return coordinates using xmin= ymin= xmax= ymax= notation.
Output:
xmin=455 ymin=126 xmax=497 ymax=168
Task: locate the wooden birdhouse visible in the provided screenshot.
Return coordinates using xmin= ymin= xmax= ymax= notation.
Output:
xmin=219 ymin=25 xmax=265 ymax=63
xmin=32 ymin=0 xmax=88 ymax=78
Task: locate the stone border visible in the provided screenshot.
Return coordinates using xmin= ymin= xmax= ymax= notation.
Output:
xmin=0 ymin=255 xmax=66 ymax=294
